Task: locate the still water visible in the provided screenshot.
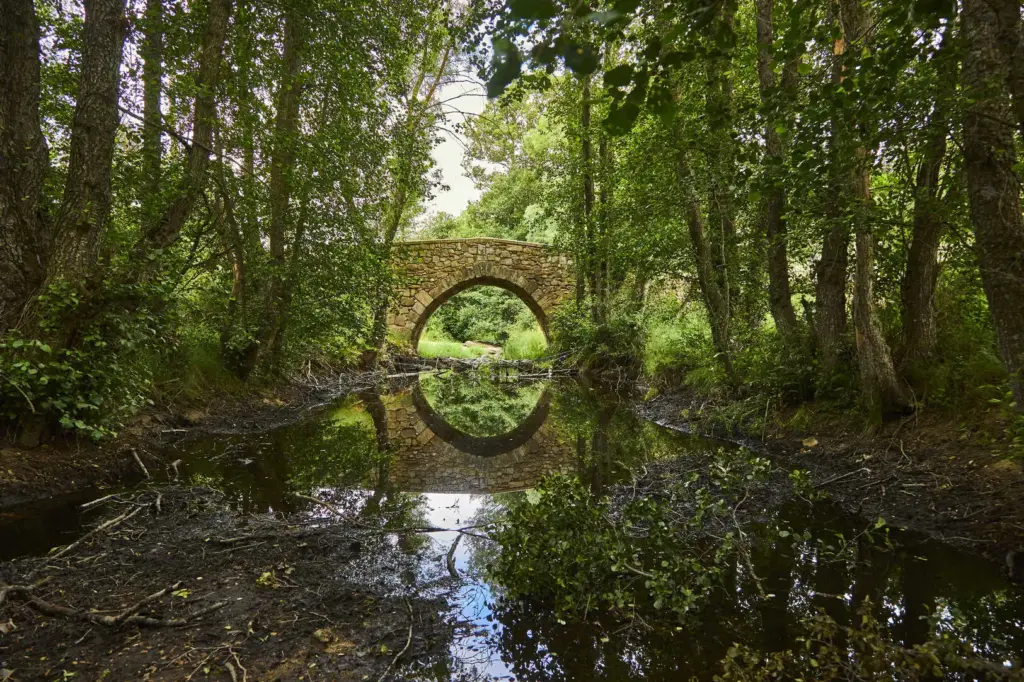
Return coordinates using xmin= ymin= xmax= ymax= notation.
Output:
xmin=2 ymin=371 xmax=1022 ymax=679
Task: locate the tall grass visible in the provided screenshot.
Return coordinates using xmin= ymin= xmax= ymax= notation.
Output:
xmin=504 ymin=328 xmax=548 ymax=360
xmin=417 ymin=331 xmax=491 ymax=359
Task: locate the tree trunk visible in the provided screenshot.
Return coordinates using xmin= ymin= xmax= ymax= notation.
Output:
xmin=962 ymin=0 xmax=1024 ymax=412
xmin=991 ymin=0 xmax=1023 ymax=137
xmin=754 ymin=0 xmax=799 ymax=346
xmin=839 ymin=0 xmax=908 ymax=414
xmin=0 ymin=0 xmax=49 ymax=332
xmin=141 ymin=0 xmax=163 ymax=226
xmin=239 ymin=7 xmax=304 ymax=379
xmin=581 ymin=75 xmax=600 ymax=326
xmin=901 ymin=24 xmax=957 ymax=377
xmin=47 ymin=0 xmax=129 ymax=285
xmin=814 ymin=19 xmax=852 ymax=377
xmin=676 ymin=152 xmax=737 ymax=382
xmin=138 ymin=0 xmax=232 ymax=254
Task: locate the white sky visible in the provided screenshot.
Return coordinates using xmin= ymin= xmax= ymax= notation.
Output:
xmin=424 ymin=78 xmax=487 ymax=218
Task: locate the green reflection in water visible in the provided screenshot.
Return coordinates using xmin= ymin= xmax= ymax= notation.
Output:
xmin=418 ymin=371 xmax=545 ymax=437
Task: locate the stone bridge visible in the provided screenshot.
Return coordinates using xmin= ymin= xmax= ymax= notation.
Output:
xmin=388 ymin=238 xmax=575 ymax=347
xmin=379 ymin=383 xmax=574 ymax=494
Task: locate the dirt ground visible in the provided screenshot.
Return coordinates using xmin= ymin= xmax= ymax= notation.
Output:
xmin=638 ymin=392 xmax=1024 ymax=564
xmin=0 ymin=487 xmax=456 ymax=681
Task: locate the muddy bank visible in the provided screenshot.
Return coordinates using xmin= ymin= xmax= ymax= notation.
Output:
xmin=638 ymin=391 xmax=1024 ymax=563
xmin=0 ymin=487 xmax=455 ymax=681
xmin=0 ymin=371 xmax=383 ymax=508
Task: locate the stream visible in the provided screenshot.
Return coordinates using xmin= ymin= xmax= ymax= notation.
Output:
xmin=2 ymin=370 xmax=1023 ymax=680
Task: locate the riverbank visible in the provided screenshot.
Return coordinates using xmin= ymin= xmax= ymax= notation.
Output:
xmin=638 ymin=390 xmax=1024 ymax=565
xmin=0 ymin=370 xmax=376 ymax=508
xmin=0 ymin=486 xmax=454 ymax=681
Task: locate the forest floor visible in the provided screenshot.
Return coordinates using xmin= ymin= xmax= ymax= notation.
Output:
xmin=0 ymin=486 xmax=456 ymax=681
xmin=638 ymin=391 xmax=1024 ymax=565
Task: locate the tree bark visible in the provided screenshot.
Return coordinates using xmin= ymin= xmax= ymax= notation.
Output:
xmin=814 ymin=18 xmax=852 ymax=377
xmin=839 ymin=0 xmax=908 ymax=414
xmin=141 ymin=0 xmax=164 ymax=226
xmin=0 ymin=0 xmax=49 ymax=332
xmin=900 ymin=23 xmax=957 ymax=376
xmin=754 ymin=0 xmax=799 ymax=347
xmin=962 ymin=0 xmax=1024 ymax=412
xmin=991 ymin=0 xmax=1023 ymax=137
xmin=47 ymin=0 xmax=129 ymax=285
xmin=676 ymin=152 xmax=736 ymax=382
xmin=239 ymin=7 xmax=304 ymax=379
xmin=138 ymin=0 xmax=232 ymax=253
xmin=581 ymin=75 xmax=601 ymax=326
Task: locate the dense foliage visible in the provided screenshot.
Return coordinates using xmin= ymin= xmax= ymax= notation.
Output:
xmin=2 ymin=0 xmax=1022 ymax=448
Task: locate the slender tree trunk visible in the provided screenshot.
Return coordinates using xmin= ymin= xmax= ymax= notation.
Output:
xmin=240 ymin=7 xmax=304 ymax=379
xmin=581 ymin=75 xmax=600 ymax=326
xmin=840 ymin=0 xmax=908 ymax=414
xmin=962 ymin=0 xmax=1024 ymax=412
xmin=754 ymin=0 xmax=799 ymax=346
xmin=676 ymin=153 xmax=737 ymax=382
xmin=815 ymin=25 xmax=852 ymax=377
xmin=901 ymin=24 xmax=958 ymax=377
xmin=141 ymin=0 xmax=163 ymax=226
xmin=0 ymin=0 xmax=49 ymax=332
xmin=47 ymin=0 xmax=129 ymax=285
xmin=137 ymin=0 xmax=232 ymax=254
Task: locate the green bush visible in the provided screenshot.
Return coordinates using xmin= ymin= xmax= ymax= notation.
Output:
xmin=504 ymin=328 xmax=548 ymax=360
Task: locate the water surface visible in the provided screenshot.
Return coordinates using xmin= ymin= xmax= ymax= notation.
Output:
xmin=2 ymin=371 xmax=1021 ymax=679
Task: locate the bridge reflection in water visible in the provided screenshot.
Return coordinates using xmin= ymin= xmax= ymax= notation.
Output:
xmin=374 ymin=375 xmax=575 ymax=494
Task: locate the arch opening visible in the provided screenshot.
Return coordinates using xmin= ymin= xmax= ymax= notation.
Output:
xmin=412 ymin=277 xmax=550 ymax=358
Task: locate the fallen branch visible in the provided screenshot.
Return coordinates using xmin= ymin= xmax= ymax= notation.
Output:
xmin=19 ymin=593 xmax=227 ymax=628
xmin=446 ymin=535 xmax=462 ymax=580
xmin=80 ymin=493 xmax=121 ymax=511
xmin=113 ymin=581 xmax=183 ymax=624
xmin=131 ymin=449 xmax=151 ymax=479
xmin=815 ymin=467 xmax=871 ymax=489
xmin=48 ymin=506 xmax=143 ymax=562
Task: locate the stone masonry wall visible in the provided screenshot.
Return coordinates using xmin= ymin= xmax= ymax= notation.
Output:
xmin=388 ymin=238 xmax=574 ymax=347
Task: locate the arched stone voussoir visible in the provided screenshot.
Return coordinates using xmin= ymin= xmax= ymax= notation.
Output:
xmin=389 ymin=238 xmax=575 ymax=350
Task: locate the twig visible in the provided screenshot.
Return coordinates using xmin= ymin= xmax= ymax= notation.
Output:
xmin=815 ymin=467 xmax=871 ymax=489
xmin=80 ymin=493 xmax=120 ymax=511
xmin=113 ymin=581 xmax=183 ymax=624
xmin=48 ymin=506 xmax=142 ymax=561
xmin=131 ymin=449 xmax=151 ymax=479
xmin=376 ymin=601 xmax=414 ymax=682
xmin=621 ymin=562 xmax=655 ymax=579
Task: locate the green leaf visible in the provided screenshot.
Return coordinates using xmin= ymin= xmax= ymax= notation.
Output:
xmin=563 ymin=42 xmax=599 ymax=75
xmin=508 ymin=0 xmax=558 ymax=20
xmin=603 ymin=64 xmax=633 ymax=88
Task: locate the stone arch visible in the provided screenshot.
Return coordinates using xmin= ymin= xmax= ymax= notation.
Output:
xmin=387 ymin=238 xmax=575 ymax=350
xmin=411 ymin=270 xmax=550 ymax=348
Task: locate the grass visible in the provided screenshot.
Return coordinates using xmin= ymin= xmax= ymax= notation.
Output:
xmin=504 ymin=328 xmax=548 ymax=360
xmin=418 ymin=336 xmax=491 ymax=359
